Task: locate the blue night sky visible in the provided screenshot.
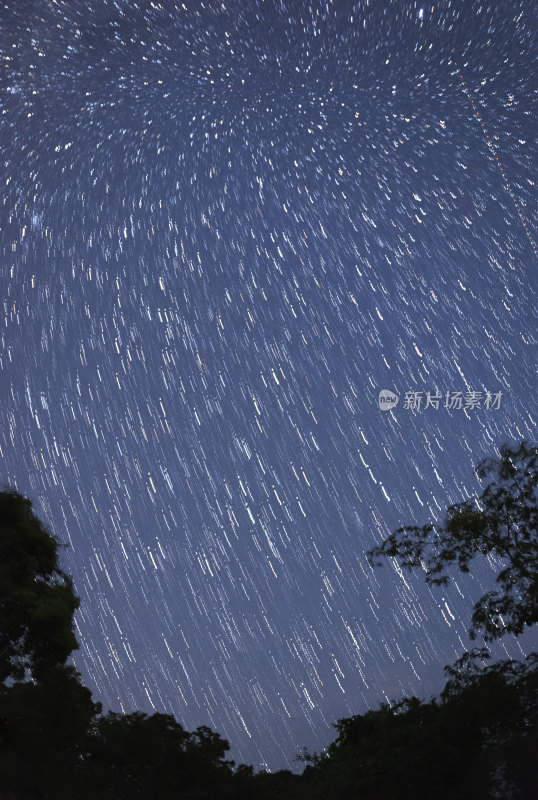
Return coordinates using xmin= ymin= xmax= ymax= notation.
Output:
xmin=1 ymin=0 xmax=537 ymax=771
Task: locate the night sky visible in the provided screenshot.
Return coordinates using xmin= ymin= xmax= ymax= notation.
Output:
xmin=1 ymin=0 xmax=537 ymax=772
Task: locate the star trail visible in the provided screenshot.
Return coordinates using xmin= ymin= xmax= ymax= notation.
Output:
xmin=1 ymin=0 xmax=537 ymax=772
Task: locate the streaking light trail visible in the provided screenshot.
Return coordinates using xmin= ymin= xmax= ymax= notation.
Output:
xmin=453 ymin=60 xmax=537 ymax=259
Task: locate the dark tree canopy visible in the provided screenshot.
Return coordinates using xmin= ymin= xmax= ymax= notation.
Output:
xmin=367 ymin=442 xmax=538 ymax=641
xmin=0 ymin=664 xmax=100 ymax=800
xmin=77 ymin=711 xmax=235 ymax=799
xmin=0 ymin=489 xmax=80 ymax=682
xmin=0 ymin=490 xmax=257 ymax=799
xmin=299 ymin=650 xmax=538 ymax=800
xmin=1 ymin=468 xmax=536 ymax=799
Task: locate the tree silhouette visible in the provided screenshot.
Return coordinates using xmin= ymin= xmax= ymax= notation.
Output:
xmin=367 ymin=441 xmax=538 ymax=641
xmin=440 ymin=648 xmax=538 ymax=799
xmin=0 ymin=489 xmax=79 ymax=683
xmin=2 ymin=446 xmax=536 ymax=800
xmin=300 ymin=441 xmax=538 ymax=799
xmin=299 ymin=656 xmax=538 ymax=800
xmin=0 ymin=664 xmax=100 ymax=799
xmin=74 ymin=711 xmax=241 ymax=799
xmin=0 ymin=488 xmax=240 ymax=799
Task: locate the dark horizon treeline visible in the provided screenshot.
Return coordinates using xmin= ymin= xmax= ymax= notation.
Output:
xmin=1 ymin=442 xmax=537 ymax=799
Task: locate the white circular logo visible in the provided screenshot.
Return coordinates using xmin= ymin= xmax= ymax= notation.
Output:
xmin=378 ymin=389 xmax=399 ymax=411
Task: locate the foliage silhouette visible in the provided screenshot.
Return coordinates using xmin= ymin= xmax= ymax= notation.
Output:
xmin=0 ymin=490 xmax=79 ymax=683
xmin=1 ymin=443 xmax=537 ymax=800
xmin=74 ymin=711 xmax=239 ymax=799
xmin=367 ymin=441 xmax=538 ymax=641
xmin=298 ymin=652 xmax=538 ymax=800
xmin=302 ymin=441 xmax=538 ymax=799
xmin=0 ymin=664 xmax=100 ymax=799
